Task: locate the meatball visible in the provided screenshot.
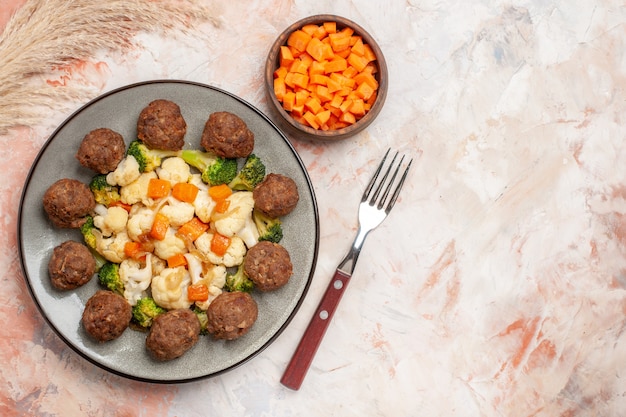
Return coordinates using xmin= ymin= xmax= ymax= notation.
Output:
xmin=244 ymin=241 xmax=293 ymax=291
xmin=82 ymin=290 xmax=132 ymax=342
xmin=43 ymin=178 xmax=95 ymax=228
xmin=75 ymin=128 xmax=126 ymax=174
xmin=206 ymin=291 xmax=258 ymax=340
xmin=48 ymin=240 xmax=96 ymax=290
xmin=200 ymin=111 xmax=254 ymax=159
xmin=146 ymin=309 xmax=201 ymax=361
xmin=137 ymin=99 xmax=187 ymax=151
xmin=253 ymin=173 xmax=299 ymax=218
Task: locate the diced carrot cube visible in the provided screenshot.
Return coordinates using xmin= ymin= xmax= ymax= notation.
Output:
xmin=299 ymin=52 xmax=314 ymax=67
xmin=274 ymin=77 xmax=287 ymax=101
xmin=321 ymin=43 xmax=335 ymax=60
xmin=315 ymin=109 xmax=331 ymax=126
xmin=291 ymin=72 xmax=309 ymax=89
xmin=347 ymin=52 xmax=369 ymax=72
xmin=355 ymin=81 xmax=375 ymax=101
xmin=279 ymin=46 xmax=295 ymax=68
xmin=366 ymin=92 xmax=377 ymax=108
xmin=149 ymin=212 xmax=170 ymax=241
xmin=340 ymin=27 xmax=354 ymax=37
xmin=295 ymin=90 xmax=309 ymax=106
xmin=291 ymin=104 xmax=305 ymax=117
xmin=326 ymin=77 xmax=342 ymax=93
xmin=147 ymin=178 xmax=171 ymax=199
xmin=334 ymin=48 xmax=351 ymax=59
xmin=316 ymin=85 xmax=333 ymax=102
xmin=167 ymin=253 xmax=188 ymax=268
xmin=274 ymin=66 xmax=288 ymax=79
xmin=354 ymin=72 xmax=378 ymax=89
xmin=330 ymin=72 xmax=355 ymax=88
xmin=309 ymin=60 xmax=326 ymax=76
xmin=284 ymin=71 xmax=295 ymax=89
xmin=289 ymin=45 xmax=302 ymax=58
xmin=363 ymin=44 xmax=377 ymax=62
xmin=339 ymin=98 xmax=353 ymax=113
xmin=301 ymin=24 xmax=319 ymax=36
xmin=282 ymin=91 xmax=296 ymax=111
xmin=306 ymin=37 xmax=326 ymax=62
xmin=210 ymin=233 xmax=231 ymax=257
xmin=287 ymin=30 xmax=312 ymax=52
xmin=172 ymin=182 xmax=199 ymax=203
xmin=349 ymin=98 xmax=366 ymax=116
xmin=363 ymin=62 xmax=378 ymax=74
xmin=339 ymin=111 xmax=356 ymax=124
xmin=324 ymin=57 xmax=347 ymax=74
xmin=350 ymin=35 xmax=362 ymax=48
xmin=342 ymin=66 xmax=358 ymax=79
xmin=323 ymin=21 xmax=337 ymax=34
xmin=302 ymin=111 xmax=320 ymax=129
xmin=328 ymin=32 xmax=351 ymax=52
xmin=329 ymin=93 xmax=344 ymax=109
xmin=304 ymin=97 xmax=323 ymax=114
xmin=289 ymin=58 xmax=309 ymax=74
xmin=310 ymin=73 xmax=328 ymax=85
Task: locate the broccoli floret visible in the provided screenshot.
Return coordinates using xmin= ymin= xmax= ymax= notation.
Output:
xmin=98 ymin=262 xmax=124 ymax=295
xmin=89 ymin=174 xmax=121 ymax=206
xmin=179 ymin=149 xmax=238 ymax=186
xmin=253 ymin=209 xmax=283 ymax=243
xmin=192 ymin=306 xmax=209 ymax=335
xmin=225 ymin=263 xmax=254 ymax=293
xmin=79 ymin=216 xmax=107 ymax=270
xmin=132 ymin=297 xmax=166 ymax=328
xmin=126 ymin=140 xmax=179 ymax=173
xmin=80 ymin=215 xmax=97 ymax=249
xmin=228 ymin=154 xmax=266 ymax=191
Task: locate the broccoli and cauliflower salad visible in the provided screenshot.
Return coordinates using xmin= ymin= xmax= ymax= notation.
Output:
xmin=43 ymin=101 xmax=299 ymax=360
xmin=86 ymin=147 xmax=275 ymax=315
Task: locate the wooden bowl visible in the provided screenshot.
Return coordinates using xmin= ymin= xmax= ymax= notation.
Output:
xmin=265 ymin=15 xmax=388 ymax=141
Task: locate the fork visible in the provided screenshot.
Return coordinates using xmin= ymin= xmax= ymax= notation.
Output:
xmin=281 ymin=149 xmax=412 ymax=390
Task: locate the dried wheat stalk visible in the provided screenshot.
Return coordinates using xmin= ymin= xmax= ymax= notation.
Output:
xmin=0 ymin=0 xmax=219 ymax=134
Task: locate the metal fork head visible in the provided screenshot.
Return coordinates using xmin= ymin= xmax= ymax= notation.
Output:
xmin=338 ymin=149 xmax=412 ymax=275
xmin=362 ymin=148 xmax=412 ymax=214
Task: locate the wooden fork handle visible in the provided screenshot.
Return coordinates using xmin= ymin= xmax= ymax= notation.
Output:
xmin=280 ymin=269 xmax=352 ymax=390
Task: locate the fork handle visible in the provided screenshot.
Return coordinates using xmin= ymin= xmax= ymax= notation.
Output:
xmin=280 ymin=269 xmax=352 ymax=390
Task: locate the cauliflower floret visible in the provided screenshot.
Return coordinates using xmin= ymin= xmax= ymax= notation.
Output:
xmin=188 ymin=174 xmax=215 ymax=223
xmin=126 ymin=204 xmax=156 ymax=241
xmin=151 ymin=266 xmax=192 ymax=310
xmin=193 ymin=189 xmax=216 ymax=223
xmin=235 ymin=212 xmax=259 ymax=249
xmin=120 ymin=171 xmax=158 ymax=206
xmin=212 ymin=191 xmax=254 ymax=237
xmin=119 ymin=254 xmax=153 ymax=306
xmin=106 ymin=155 xmax=141 ymax=187
xmin=153 ymin=228 xmax=187 ymax=260
xmin=93 ymin=205 xmax=129 ymax=237
xmin=94 ymin=230 xmax=131 ymax=263
xmin=161 ymin=197 xmax=195 ymax=227
xmin=194 ymin=232 xmax=246 ymax=267
xmin=150 ymin=254 xmax=167 ymax=277
xmin=189 ymin=174 xmax=208 ymax=191
xmin=157 ymin=157 xmax=191 ymax=184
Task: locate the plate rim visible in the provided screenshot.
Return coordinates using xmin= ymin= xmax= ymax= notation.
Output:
xmin=17 ymin=79 xmax=320 ymax=383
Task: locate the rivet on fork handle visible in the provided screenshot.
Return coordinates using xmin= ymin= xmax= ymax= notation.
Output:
xmin=281 ymin=149 xmax=412 ymax=390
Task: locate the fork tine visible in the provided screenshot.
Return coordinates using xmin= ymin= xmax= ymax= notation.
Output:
xmin=385 ymin=158 xmax=412 ymax=213
xmin=377 ymin=154 xmax=405 ymax=209
xmin=370 ymin=151 xmax=398 ymax=205
xmin=362 ymin=148 xmax=390 ymax=202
